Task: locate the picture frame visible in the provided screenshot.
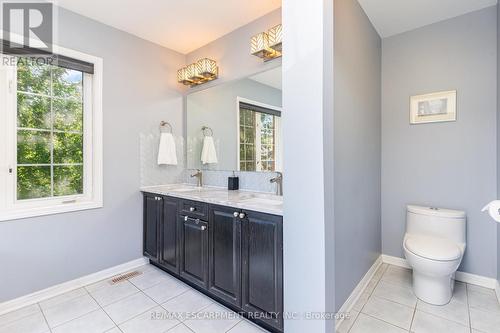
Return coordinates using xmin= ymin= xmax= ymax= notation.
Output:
xmin=410 ymin=90 xmax=457 ymax=124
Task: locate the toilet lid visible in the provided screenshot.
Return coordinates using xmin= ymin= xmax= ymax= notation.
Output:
xmin=405 ymin=235 xmax=461 ymax=261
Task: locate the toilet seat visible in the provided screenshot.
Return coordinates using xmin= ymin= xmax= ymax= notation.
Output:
xmin=405 ymin=234 xmax=461 ymax=261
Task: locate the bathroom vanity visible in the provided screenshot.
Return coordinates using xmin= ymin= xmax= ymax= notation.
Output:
xmin=141 ymin=184 xmax=283 ymax=332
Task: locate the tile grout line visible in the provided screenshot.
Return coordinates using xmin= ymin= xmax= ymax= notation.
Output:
xmin=85 ymin=282 xmax=142 ymax=308
xmin=224 ymin=318 xmax=244 ymax=333
xmin=408 ymin=300 xmax=417 ymax=332
xmin=85 ymin=284 xmax=123 ymax=332
xmin=465 ymin=283 xmax=472 ymax=333
xmin=37 ymin=303 xmax=53 ymax=333
xmin=357 ymin=264 xmax=387 ymax=313
xmin=163 ymin=322 xmax=195 ymax=333
xmin=101 ymin=291 xmax=159 ymax=329
xmin=345 ymin=310 xmax=361 ymax=333
xmin=362 ymin=312 xmax=413 ymax=331
xmin=38 ymin=287 xmax=90 ymax=313
xmin=47 ymin=297 xmax=108 ymax=330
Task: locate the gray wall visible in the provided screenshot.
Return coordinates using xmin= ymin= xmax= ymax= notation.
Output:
xmin=0 ymin=7 xmax=185 ymax=302
xmin=382 ymin=7 xmax=498 ymax=278
xmin=334 ymin=0 xmax=382 ymax=310
xmin=187 ymin=78 xmax=282 ymax=171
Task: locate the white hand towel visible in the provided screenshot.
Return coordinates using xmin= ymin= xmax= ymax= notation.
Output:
xmin=201 ymin=136 xmax=218 ymax=164
xmin=157 ymin=132 xmax=178 ymax=165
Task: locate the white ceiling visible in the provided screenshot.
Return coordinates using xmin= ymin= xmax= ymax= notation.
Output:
xmin=55 ymin=0 xmax=281 ymax=54
xmin=249 ymin=66 xmax=282 ymax=90
xmin=357 ymin=0 xmax=497 ymax=38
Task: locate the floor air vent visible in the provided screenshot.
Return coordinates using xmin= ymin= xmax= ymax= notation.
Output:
xmin=110 ymin=270 xmax=142 ymax=284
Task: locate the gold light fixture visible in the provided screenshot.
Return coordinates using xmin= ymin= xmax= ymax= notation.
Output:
xmin=251 ymin=23 xmax=282 ymax=61
xmin=197 ymin=58 xmax=218 ymax=80
xmin=177 ymin=58 xmax=218 ymax=87
xmin=268 ymin=24 xmax=282 ymax=52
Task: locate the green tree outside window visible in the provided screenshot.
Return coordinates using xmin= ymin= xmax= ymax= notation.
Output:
xmin=16 ymin=60 xmax=84 ymax=200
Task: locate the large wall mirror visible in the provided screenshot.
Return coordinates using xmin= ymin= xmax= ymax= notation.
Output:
xmin=187 ymin=65 xmax=282 ymax=172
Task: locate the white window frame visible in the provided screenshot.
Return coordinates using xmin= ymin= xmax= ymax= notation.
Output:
xmin=236 ymin=97 xmax=282 ymax=172
xmin=0 ymin=37 xmax=103 ymax=222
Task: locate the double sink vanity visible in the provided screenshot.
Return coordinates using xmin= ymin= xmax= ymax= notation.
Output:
xmin=142 ymin=62 xmax=284 ymax=331
xmin=141 ymin=184 xmax=284 ymax=332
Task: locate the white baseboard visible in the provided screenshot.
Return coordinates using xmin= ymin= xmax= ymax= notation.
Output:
xmin=0 ymin=257 xmax=149 ymax=316
xmin=381 ymin=254 xmax=498 ymax=289
xmin=335 ymin=256 xmax=382 ymax=331
xmin=380 ymin=254 xmax=411 ymax=269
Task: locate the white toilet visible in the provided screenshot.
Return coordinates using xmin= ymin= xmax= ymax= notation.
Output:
xmin=403 ymin=205 xmax=466 ymax=305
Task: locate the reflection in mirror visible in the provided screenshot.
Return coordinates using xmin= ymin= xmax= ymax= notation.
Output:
xmin=187 ymin=65 xmax=282 ymax=172
xmin=238 ymin=101 xmax=281 ymax=172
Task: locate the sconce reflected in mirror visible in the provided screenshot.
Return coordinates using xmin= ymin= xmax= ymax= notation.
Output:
xmin=251 ymin=24 xmax=282 ymax=61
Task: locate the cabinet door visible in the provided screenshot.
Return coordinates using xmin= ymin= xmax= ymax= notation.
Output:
xmin=143 ymin=194 xmax=161 ymax=261
xmin=242 ymin=211 xmax=283 ymax=331
xmin=208 ymin=205 xmax=242 ymax=306
xmin=179 ymin=216 xmax=209 ymax=288
xmin=160 ymin=196 xmax=179 ymax=274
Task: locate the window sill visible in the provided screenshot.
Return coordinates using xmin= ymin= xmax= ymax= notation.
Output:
xmin=0 ymin=200 xmax=103 ymax=222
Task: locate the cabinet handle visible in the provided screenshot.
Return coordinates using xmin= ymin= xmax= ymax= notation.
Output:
xmin=233 ymin=212 xmax=239 ymax=217
xmin=189 ymin=207 xmax=195 ymax=212
xmin=239 ymin=212 xmax=246 ymax=219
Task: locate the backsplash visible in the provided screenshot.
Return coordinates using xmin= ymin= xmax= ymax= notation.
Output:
xmin=185 ymin=169 xmax=278 ymax=193
xmin=140 ymin=133 xmax=278 ymax=193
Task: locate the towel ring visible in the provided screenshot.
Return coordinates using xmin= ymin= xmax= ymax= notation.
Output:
xmin=202 ymin=126 xmax=213 ymax=137
xmin=160 ymin=121 xmax=172 ymax=133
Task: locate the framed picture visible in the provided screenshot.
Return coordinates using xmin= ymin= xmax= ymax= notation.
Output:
xmin=410 ymin=90 xmax=457 ymax=124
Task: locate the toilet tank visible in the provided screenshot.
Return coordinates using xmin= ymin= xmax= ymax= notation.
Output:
xmin=406 ymin=205 xmax=466 ymax=244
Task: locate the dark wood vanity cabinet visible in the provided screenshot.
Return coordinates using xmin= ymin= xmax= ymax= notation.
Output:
xmin=242 ymin=210 xmax=284 ymax=331
xmin=179 ymin=215 xmax=209 ymax=288
xmin=159 ymin=196 xmax=179 ymax=274
xmin=143 ymin=193 xmax=161 ymax=261
xmin=208 ymin=205 xmax=242 ymax=307
xmin=142 ymin=192 xmax=283 ymax=333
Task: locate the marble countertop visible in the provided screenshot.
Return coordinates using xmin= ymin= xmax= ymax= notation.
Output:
xmin=140 ymin=184 xmax=283 ymax=216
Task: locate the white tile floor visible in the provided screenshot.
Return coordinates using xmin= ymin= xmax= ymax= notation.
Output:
xmin=2 ymin=263 xmax=499 ymax=333
xmin=338 ymin=264 xmax=500 ymax=333
xmin=0 ymin=264 xmax=269 ymax=333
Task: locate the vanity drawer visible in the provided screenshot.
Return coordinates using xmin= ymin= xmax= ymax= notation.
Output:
xmin=179 ymin=199 xmax=208 ymax=220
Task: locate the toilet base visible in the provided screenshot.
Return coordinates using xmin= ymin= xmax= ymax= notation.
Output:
xmin=413 ymin=271 xmax=454 ymax=305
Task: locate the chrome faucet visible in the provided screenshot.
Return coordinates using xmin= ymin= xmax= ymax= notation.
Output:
xmin=191 ymin=169 xmax=203 ymax=187
xmin=270 ymin=171 xmax=283 ymax=196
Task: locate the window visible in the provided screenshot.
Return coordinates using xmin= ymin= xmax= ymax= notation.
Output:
xmin=0 ymin=46 xmax=103 ymax=221
xmin=238 ymin=100 xmax=282 ymax=172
